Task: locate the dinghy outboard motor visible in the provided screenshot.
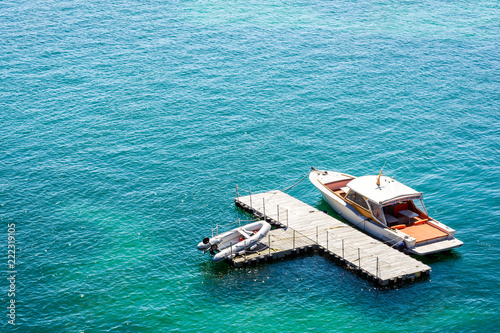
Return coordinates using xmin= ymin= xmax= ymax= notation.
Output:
xmin=209 ymin=243 xmax=219 ymax=255
xmin=202 ymin=237 xmax=210 ymax=245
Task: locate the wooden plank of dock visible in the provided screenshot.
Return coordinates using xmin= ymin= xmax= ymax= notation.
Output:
xmin=234 ymin=190 xmax=431 ymax=286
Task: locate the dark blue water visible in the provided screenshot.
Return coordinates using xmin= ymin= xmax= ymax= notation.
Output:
xmin=1 ymin=0 xmax=499 ymax=331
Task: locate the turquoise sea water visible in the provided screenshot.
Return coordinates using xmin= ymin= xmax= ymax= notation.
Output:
xmin=1 ymin=0 xmax=499 ymax=331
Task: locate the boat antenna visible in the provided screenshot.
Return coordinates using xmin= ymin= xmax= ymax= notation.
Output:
xmin=376 ymin=161 xmax=387 ymax=186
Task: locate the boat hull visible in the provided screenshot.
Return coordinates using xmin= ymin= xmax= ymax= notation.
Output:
xmin=309 ymin=168 xmax=463 ymax=255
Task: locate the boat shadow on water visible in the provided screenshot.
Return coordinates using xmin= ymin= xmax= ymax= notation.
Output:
xmin=415 ymin=249 xmax=463 ymax=265
xmin=315 ymin=199 xmax=341 ymax=218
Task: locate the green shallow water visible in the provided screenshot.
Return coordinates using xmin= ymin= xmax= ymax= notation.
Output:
xmin=1 ymin=0 xmax=499 ymax=332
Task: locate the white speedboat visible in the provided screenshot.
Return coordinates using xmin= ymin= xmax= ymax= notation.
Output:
xmin=197 ymin=221 xmax=271 ymax=262
xmin=309 ymin=167 xmax=463 ymax=255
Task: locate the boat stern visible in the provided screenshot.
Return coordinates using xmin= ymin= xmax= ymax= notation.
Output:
xmin=409 ymin=238 xmax=464 ymax=255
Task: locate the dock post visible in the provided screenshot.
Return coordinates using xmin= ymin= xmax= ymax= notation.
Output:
xmin=327 ymin=231 xmax=329 ymax=251
xmin=376 ymin=257 xmax=379 ymax=278
xmin=269 ymin=234 xmax=271 ymax=256
xmin=263 ymin=198 xmax=266 ymax=220
xmin=342 ymin=239 xmax=344 ymax=259
xmin=358 ymin=248 xmax=361 ymax=269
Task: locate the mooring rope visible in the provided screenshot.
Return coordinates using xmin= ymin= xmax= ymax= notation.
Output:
xmin=281 ymin=169 xmax=312 ymax=192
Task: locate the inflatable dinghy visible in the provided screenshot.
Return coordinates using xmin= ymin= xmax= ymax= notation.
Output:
xmin=197 ymin=221 xmax=271 ymax=263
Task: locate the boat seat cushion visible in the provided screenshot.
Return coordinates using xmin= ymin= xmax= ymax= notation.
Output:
xmin=392 ymin=224 xmax=406 ymax=230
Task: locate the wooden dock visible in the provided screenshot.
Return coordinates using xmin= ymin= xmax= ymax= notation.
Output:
xmin=231 ymin=228 xmax=317 ymax=267
xmin=234 ymin=190 xmax=431 ymax=286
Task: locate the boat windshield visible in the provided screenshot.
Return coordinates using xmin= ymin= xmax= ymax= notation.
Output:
xmin=412 ymin=197 xmax=429 ymax=217
xmin=345 ymin=190 xmax=369 ymax=210
xmin=368 ymin=201 xmax=385 ymax=225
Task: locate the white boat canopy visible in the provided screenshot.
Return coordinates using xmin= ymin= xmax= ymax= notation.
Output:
xmin=347 ymin=175 xmax=422 ymax=206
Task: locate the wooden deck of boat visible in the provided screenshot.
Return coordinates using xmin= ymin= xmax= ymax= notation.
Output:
xmin=234 ymin=190 xmax=431 ymax=286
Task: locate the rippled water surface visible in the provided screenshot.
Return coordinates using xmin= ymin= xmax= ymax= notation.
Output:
xmin=1 ymin=0 xmax=499 ymax=332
